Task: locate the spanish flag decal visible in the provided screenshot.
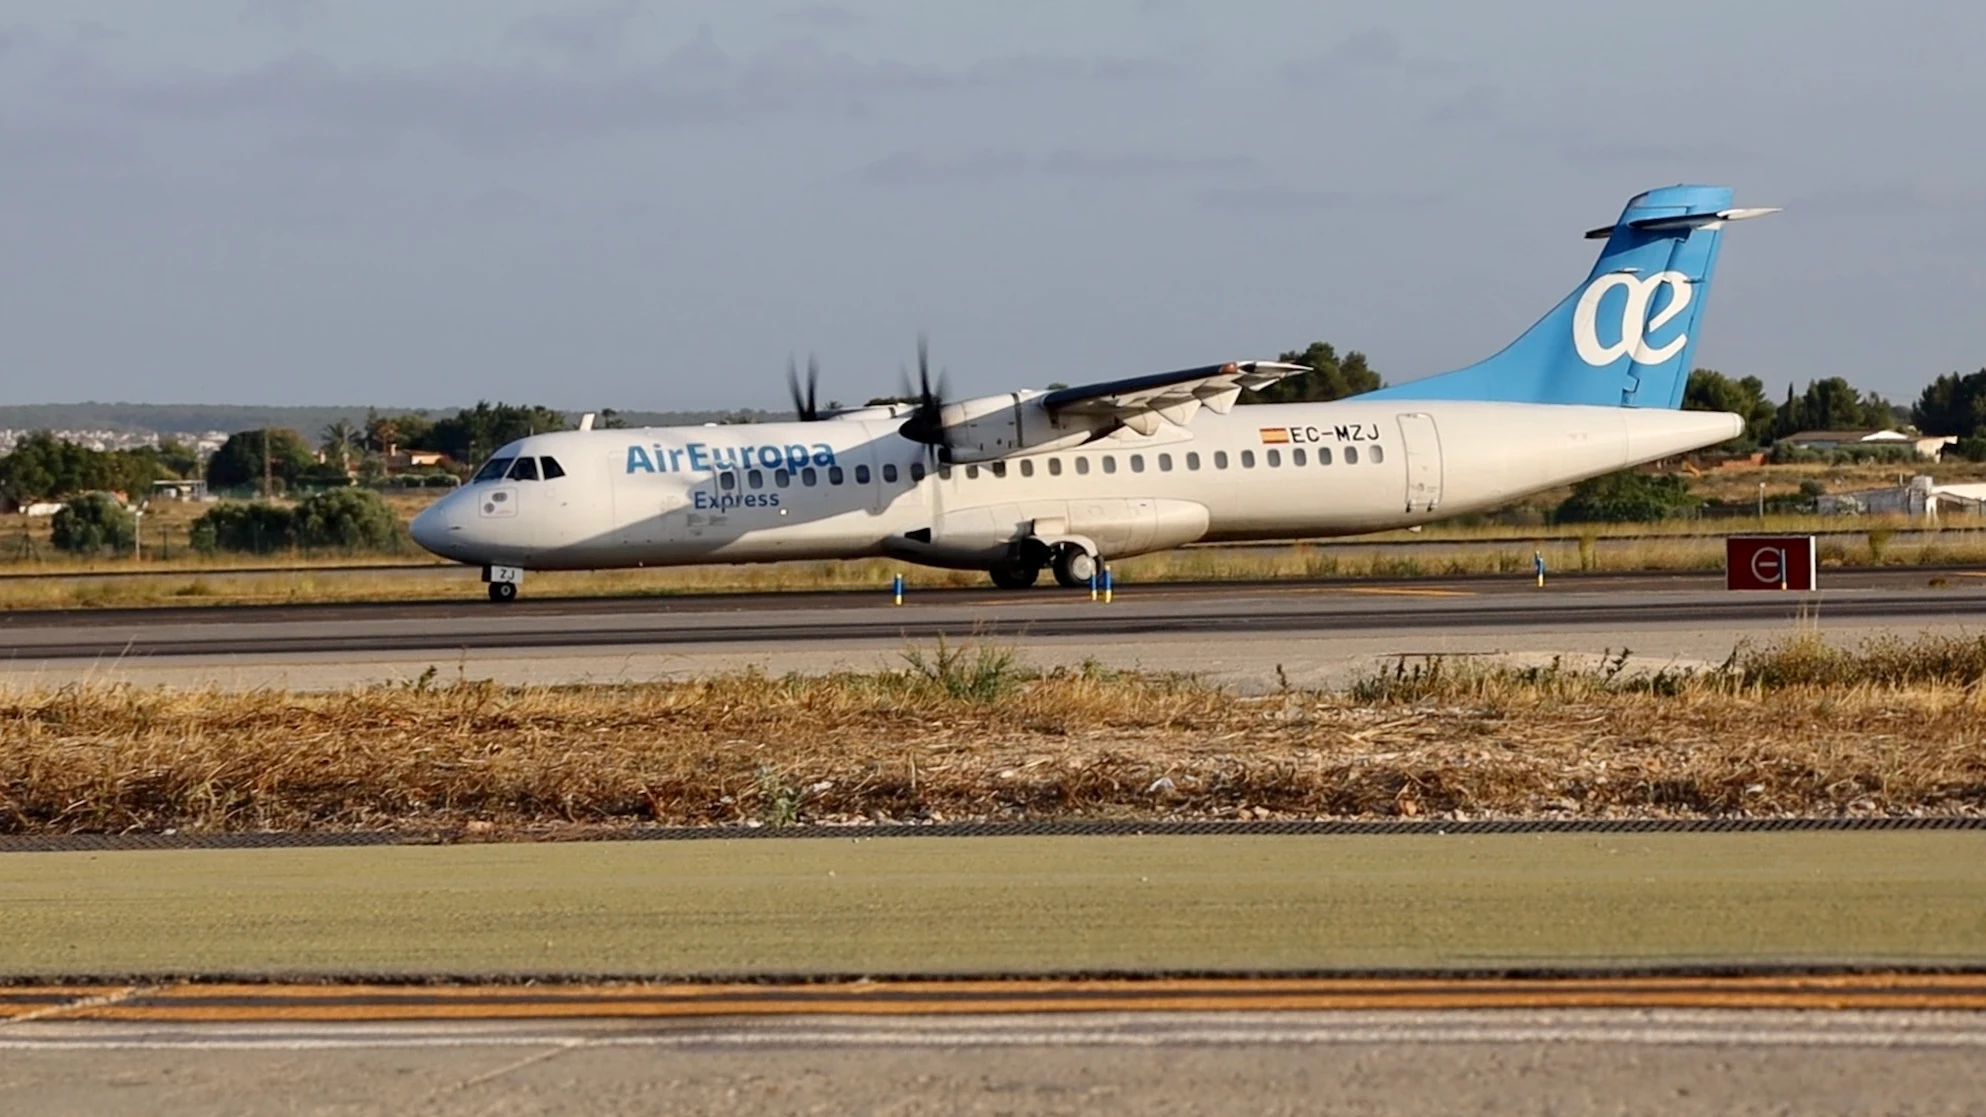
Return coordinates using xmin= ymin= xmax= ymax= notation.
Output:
xmin=1258 ymin=427 xmax=1291 ymax=444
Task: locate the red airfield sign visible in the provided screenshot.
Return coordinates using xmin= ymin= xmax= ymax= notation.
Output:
xmin=1726 ymin=535 xmax=1817 ymax=591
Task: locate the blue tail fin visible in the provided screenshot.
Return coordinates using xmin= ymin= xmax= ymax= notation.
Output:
xmin=1368 ymin=184 xmax=1774 ymax=408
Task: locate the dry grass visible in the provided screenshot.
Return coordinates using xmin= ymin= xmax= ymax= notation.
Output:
xmin=4 ymin=635 xmax=1985 ymax=835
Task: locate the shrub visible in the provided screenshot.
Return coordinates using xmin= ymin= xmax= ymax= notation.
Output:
xmin=190 ymin=502 xmax=295 ymax=555
xmin=292 ymin=487 xmax=398 ymax=551
xmin=1555 ymin=471 xmax=1701 ymax=524
xmin=49 ymin=493 xmax=137 ymax=556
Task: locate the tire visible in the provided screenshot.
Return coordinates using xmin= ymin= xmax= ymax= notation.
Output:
xmin=988 ymin=563 xmax=1040 ymax=590
xmin=1051 ymin=546 xmax=1097 ymax=589
xmin=487 ymin=581 xmax=519 ymax=603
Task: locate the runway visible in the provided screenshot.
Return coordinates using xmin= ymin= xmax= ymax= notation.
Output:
xmin=6 ymin=1008 xmax=1986 ymax=1115
xmin=2 ymin=569 xmax=1981 ymax=691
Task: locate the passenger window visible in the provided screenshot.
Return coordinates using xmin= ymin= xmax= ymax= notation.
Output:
xmin=990 ymin=461 xmax=1006 ymax=478
xmin=472 ymin=457 xmax=515 ymax=483
xmin=775 ymin=468 xmax=791 ymax=487
xmin=1048 ymin=458 xmax=1063 ymax=476
xmin=1318 ymin=447 xmax=1333 ymax=465
xmin=1241 ymin=450 xmax=1256 ymax=468
xmin=1102 ymin=456 xmax=1117 ymax=474
xmin=1020 ymin=460 xmax=1034 ymax=477
xmin=1130 ymin=454 xmax=1145 ymax=473
xmin=719 ymin=472 xmax=737 ymax=491
xmin=801 ymin=467 xmax=817 ymax=486
xmin=966 ymin=465 xmax=980 ymax=480
xmin=882 ymin=463 xmax=898 ymax=483
xmin=540 ymin=456 xmax=566 ymax=479
xmin=1266 ymin=449 xmax=1281 ymax=467
xmin=829 ymin=466 xmax=845 ymax=485
xmin=1291 ymin=448 xmax=1306 ymax=467
xmin=507 ymin=457 xmax=539 ymax=481
xmin=1158 ymin=453 xmax=1172 ymax=472
xmin=1345 ymin=447 xmax=1360 ymax=465
xmin=1186 ymin=452 xmax=1201 ymax=470
xmin=1214 ymin=451 xmax=1229 ymax=469
xmin=910 ymin=462 xmax=926 ymax=482
xmin=856 ymin=464 xmax=872 ymax=484
xmin=748 ymin=469 xmax=764 ymax=489
xmin=940 ymin=467 xmax=953 ymax=481
xmin=1075 ymin=457 xmax=1091 ymax=475
xmin=1370 ymin=445 xmax=1385 ymax=463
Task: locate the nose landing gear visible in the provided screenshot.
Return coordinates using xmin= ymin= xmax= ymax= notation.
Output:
xmin=482 ymin=564 xmax=524 ymax=603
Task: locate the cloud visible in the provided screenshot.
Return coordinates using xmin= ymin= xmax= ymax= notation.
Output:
xmin=238 ymin=0 xmax=325 ymax=33
xmin=504 ymin=0 xmax=651 ymax=64
xmin=1277 ymin=28 xmax=1450 ymax=82
xmin=776 ymin=5 xmax=868 ymax=33
xmin=105 ymin=33 xmax=1181 ymax=156
xmin=71 ymin=20 xmax=122 ymax=44
xmin=1423 ymin=85 xmax=1500 ymax=129
xmin=1195 ymin=185 xmax=1354 ymax=213
xmin=861 ymin=149 xmax=1029 ymax=184
xmin=864 ymin=147 xmax=1257 ymax=185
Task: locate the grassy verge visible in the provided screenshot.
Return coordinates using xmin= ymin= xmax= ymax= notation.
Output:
xmin=4 ymin=634 xmax=1984 ymax=836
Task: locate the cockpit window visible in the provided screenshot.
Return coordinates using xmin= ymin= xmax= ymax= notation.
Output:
xmin=472 ymin=457 xmax=515 ymax=483
xmin=507 ymin=457 xmax=539 ymax=481
xmin=540 ymin=456 xmax=566 ymax=479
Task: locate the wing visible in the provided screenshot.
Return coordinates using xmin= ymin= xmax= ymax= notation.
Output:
xmin=1037 ymin=361 xmax=1311 ymax=435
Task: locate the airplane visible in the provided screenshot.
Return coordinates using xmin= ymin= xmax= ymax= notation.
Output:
xmin=411 ymin=184 xmax=1775 ymax=602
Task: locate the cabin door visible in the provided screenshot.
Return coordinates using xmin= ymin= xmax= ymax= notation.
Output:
xmin=1396 ymin=412 xmax=1443 ymax=513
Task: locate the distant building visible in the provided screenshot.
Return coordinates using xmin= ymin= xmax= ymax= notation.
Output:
xmin=1779 ymin=429 xmax=1958 ymax=460
xmin=151 ymin=479 xmax=211 ymax=502
xmin=1818 ymin=475 xmax=1986 ymax=519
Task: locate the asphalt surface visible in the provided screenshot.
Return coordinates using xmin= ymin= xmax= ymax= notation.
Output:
xmin=0 ymin=569 xmax=1980 ymax=662
xmin=7 ymin=1010 xmax=1986 ymax=1116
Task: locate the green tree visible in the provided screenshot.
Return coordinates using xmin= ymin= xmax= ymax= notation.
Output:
xmin=1243 ymin=343 xmax=1382 ymax=404
xmin=321 ymin=420 xmax=360 ymax=471
xmin=292 ymin=488 xmax=398 ymax=551
xmin=204 ymin=429 xmax=315 ymax=493
xmin=1771 ymin=378 xmax=1899 ymax=440
xmin=0 ymin=432 xmax=168 ymax=504
xmin=1912 ymin=369 xmax=1986 ymax=438
xmin=1682 ymin=369 xmax=1776 ymax=448
xmin=426 ymin=402 xmax=566 ymax=464
xmin=1555 ymin=471 xmax=1701 ymax=524
xmin=49 ymin=493 xmax=138 ymax=556
xmin=154 ymin=438 xmax=201 ymax=478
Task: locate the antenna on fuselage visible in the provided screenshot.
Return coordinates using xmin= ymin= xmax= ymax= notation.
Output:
xmin=578 ymin=412 xmax=596 ymax=431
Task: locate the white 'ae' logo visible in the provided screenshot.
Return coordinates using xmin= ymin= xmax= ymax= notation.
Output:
xmin=1572 ymin=271 xmax=1693 ymax=367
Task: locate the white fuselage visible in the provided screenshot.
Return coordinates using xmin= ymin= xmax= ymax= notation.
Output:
xmin=410 ymin=400 xmax=1741 ymax=572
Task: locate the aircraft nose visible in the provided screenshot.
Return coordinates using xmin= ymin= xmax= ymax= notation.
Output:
xmin=409 ymin=495 xmax=463 ymax=557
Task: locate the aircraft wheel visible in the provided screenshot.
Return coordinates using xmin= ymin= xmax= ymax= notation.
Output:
xmin=1051 ymin=546 xmax=1098 ymax=589
xmin=988 ymin=563 xmax=1040 ymax=590
xmin=487 ymin=581 xmax=519 ymax=603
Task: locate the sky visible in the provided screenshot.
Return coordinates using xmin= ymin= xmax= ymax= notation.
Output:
xmin=2 ymin=0 xmax=1983 ymax=412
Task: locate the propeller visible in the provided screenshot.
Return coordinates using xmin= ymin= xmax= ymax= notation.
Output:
xmin=896 ymin=335 xmax=952 ymax=462
xmin=786 ymin=353 xmax=824 ymax=421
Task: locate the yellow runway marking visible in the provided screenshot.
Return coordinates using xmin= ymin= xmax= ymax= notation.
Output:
xmin=1345 ymin=587 xmax=1475 ymax=598
xmin=12 ymin=975 xmax=1986 ymax=1024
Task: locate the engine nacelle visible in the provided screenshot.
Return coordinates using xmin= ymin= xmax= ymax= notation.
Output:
xmin=928 ymin=391 xmax=1110 ymax=464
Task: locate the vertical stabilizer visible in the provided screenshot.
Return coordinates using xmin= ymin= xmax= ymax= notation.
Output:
xmin=1368 ymin=185 xmax=1775 ymax=408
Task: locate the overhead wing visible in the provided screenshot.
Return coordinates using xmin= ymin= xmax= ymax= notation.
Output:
xmin=1037 ymin=360 xmax=1310 ymax=435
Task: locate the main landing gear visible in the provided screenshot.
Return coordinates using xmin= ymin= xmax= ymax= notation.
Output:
xmin=986 ymin=544 xmax=1100 ymax=591
xmin=483 ymin=564 xmax=523 ymax=603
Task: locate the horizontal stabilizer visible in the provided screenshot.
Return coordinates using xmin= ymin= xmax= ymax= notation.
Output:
xmin=1584 ymin=207 xmax=1780 ymax=240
